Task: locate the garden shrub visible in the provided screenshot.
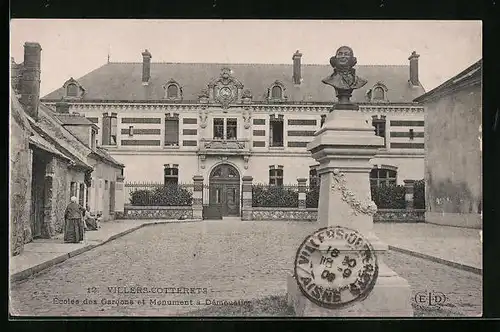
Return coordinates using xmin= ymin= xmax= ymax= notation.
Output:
xmin=413 ymin=179 xmax=425 ymax=209
xmin=370 ymin=184 xmax=406 ymax=209
xmin=306 ymin=186 xmax=320 ymax=208
xmin=130 ymin=184 xmax=193 ymax=206
xmin=252 ymin=185 xmax=299 ymax=208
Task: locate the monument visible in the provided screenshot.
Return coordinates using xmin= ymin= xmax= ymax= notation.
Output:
xmin=286 ymin=46 xmax=414 ymax=316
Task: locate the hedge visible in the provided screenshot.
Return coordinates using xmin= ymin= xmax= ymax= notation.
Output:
xmin=252 ymin=185 xmax=299 ymax=208
xmin=370 ymin=184 xmax=406 ymax=209
xmin=413 ymin=179 xmax=425 ymax=209
xmin=130 ymin=185 xmax=193 ymax=206
xmin=306 ymin=186 xmax=320 ymax=208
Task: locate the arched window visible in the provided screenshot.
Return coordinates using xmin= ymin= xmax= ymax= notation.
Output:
xmin=167 ymin=84 xmax=179 ymax=99
xmin=271 ymin=86 xmax=282 ymax=99
xmin=372 ymin=87 xmax=384 ymax=100
xmin=370 ymin=168 xmax=397 ymax=188
xmin=67 ymin=83 xmax=78 ymax=97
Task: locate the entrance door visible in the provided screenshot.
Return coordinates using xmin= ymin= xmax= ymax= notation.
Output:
xmin=209 ymin=164 xmax=240 ymax=216
xmin=30 ymin=152 xmax=47 ymax=238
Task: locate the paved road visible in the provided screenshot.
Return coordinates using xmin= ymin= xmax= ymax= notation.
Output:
xmin=9 ymin=221 xmax=482 ymax=317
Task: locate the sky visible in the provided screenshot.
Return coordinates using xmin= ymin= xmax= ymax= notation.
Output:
xmin=10 ymin=20 xmax=482 ymax=97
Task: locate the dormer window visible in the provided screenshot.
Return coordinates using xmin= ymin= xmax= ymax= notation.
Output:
xmin=167 ymin=84 xmax=178 ymax=99
xmin=271 ymin=86 xmax=282 ymax=99
xmin=163 ymin=79 xmax=182 ymax=100
xmin=367 ymin=82 xmax=388 ymax=103
xmin=63 ymin=77 xmax=85 ymax=99
xmin=267 ymin=81 xmax=287 ymax=102
xmin=67 ymin=83 xmax=78 ymax=97
xmin=372 ymin=87 xmax=385 ymax=100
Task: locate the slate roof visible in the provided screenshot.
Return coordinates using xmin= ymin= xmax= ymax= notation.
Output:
xmin=42 ymin=62 xmax=425 ymax=103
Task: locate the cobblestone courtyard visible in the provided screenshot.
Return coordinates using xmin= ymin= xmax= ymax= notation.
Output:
xmin=10 ymin=220 xmax=482 ymax=317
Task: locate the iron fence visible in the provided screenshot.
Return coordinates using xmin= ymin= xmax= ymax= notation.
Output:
xmin=124 ymin=181 xmax=195 ymax=206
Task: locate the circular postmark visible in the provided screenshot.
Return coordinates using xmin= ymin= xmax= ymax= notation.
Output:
xmin=293 ymin=226 xmax=378 ymax=309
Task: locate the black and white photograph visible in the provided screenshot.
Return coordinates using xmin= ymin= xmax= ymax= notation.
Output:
xmin=9 ymin=19 xmax=482 ymax=317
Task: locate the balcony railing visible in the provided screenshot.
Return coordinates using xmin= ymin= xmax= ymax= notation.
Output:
xmin=198 ymin=138 xmax=250 ymax=154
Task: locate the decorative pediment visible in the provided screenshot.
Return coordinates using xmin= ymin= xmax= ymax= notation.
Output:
xmin=267 ymin=80 xmax=287 ymax=102
xmin=63 ymin=77 xmax=85 ymax=99
xmin=163 ymin=79 xmax=183 ymax=100
xmin=207 ymin=68 xmax=245 ymax=109
xmin=366 ymin=82 xmax=389 ymax=103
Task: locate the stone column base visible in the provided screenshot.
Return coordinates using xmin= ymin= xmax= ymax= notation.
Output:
xmin=286 ymin=261 xmax=414 ymax=317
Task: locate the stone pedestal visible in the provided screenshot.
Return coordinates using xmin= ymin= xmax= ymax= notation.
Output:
xmin=241 ymin=176 xmax=253 ymax=221
xmin=286 ymin=108 xmax=414 ymax=317
xmin=192 ymin=176 xmax=204 ymax=220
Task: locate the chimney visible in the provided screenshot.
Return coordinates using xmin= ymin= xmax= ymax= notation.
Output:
xmin=292 ymin=50 xmax=302 ymax=85
xmin=20 ymin=42 xmax=42 ymax=120
xmin=408 ymin=51 xmax=420 ymax=86
xmin=55 ymin=101 xmax=70 ymax=113
xmin=142 ymin=49 xmax=152 ymax=85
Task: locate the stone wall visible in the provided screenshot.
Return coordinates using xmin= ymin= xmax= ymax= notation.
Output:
xmin=245 ymin=207 xmax=424 ymax=223
xmin=51 ymin=162 xmax=85 ymax=234
xmin=10 ymin=95 xmax=33 ymax=256
xmin=373 ymin=209 xmax=425 ymax=223
xmin=124 ymin=205 xmax=193 ymax=219
xmin=424 ymin=76 xmax=481 ymax=228
xmin=250 ymin=208 xmax=317 ymax=221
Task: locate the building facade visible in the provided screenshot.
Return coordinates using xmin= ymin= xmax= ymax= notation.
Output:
xmin=41 ymin=49 xmax=426 ymax=216
xmin=415 ymin=59 xmax=482 ymax=229
xmin=10 ymin=42 xmax=125 ymax=256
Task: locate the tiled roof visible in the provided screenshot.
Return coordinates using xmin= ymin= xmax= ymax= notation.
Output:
xmin=29 ymin=130 xmax=72 ymax=161
xmin=93 ymin=147 xmax=125 ymax=168
xmin=54 ymin=114 xmax=96 ymax=126
xmin=41 ymin=62 xmax=425 ymax=103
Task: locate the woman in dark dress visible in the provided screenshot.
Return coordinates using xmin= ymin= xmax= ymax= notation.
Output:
xmin=64 ymin=196 xmax=85 ymax=243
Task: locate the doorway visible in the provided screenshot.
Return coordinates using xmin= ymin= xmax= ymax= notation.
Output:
xmin=208 ymin=164 xmax=240 ymax=216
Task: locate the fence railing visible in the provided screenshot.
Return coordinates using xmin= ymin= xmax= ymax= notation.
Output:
xmin=124 ymin=182 xmax=195 ymax=206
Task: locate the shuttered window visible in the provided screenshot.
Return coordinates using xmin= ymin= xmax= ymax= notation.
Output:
xmin=164 ymin=117 xmax=179 ymax=146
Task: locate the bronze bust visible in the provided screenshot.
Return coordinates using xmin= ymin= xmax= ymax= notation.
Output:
xmin=322 ymin=46 xmax=367 ymax=109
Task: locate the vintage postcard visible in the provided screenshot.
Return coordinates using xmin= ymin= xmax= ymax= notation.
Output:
xmin=9 ymin=19 xmax=482 ymax=317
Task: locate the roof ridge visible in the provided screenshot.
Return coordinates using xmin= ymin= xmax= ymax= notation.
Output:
xmin=107 ymin=61 xmax=408 ymax=67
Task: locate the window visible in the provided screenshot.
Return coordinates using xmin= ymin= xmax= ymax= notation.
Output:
xmin=165 ymin=116 xmax=179 ymax=146
xmin=110 ymin=116 xmax=117 ymax=145
xmin=372 ymin=87 xmax=385 ymax=100
xmin=102 ymin=113 xmax=117 ymax=146
xmin=105 ymin=180 xmax=109 ymax=190
xmin=269 ymin=168 xmax=284 ymax=186
xmin=67 ymin=83 xmax=78 ymax=97
xmin=226 ymin=118 xmax=237 ymax=140
xmin=90 ymin=129 xmax=96 ymax=150
xmin=70 ymin=182 xmax=77 ymax=197
xmin=270 ymin=116 xmax=284 ymax=147
xmin=320 ymin=115 xmax=326 ymax=127
xmin=79 ymin=183 xmax=85 ymax=206
xmin=213 ymin=118 xmax=224 ymax=139
xmin=409 ymin=129 xmax=415 ymax=140
xmin=129 ymin=126 xmax=134 ymax=136
xmin=164 ymin=165 xmax=179 ymax=186
xmin=370 ymin=169 xmax=397 ymax=188
xmin=309 ymin=168 xmax=319 ymax=188
xmin=372 ymin=116 xmax=386 ymax=146
xmin=167 ymin=84 xmax=178 ymax=99
xmin=271 ymin=86 xmax=282 ymax=99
